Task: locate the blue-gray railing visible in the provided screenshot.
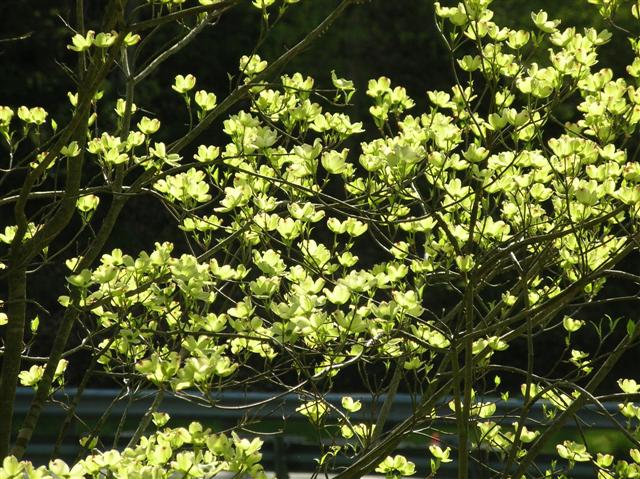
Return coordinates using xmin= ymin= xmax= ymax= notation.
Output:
xmin=13 ymin=388 xmax=627 ymax=478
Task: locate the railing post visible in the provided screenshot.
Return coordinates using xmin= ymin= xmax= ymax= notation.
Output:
xmin=273 ymin=434 xmax=289 ymax=479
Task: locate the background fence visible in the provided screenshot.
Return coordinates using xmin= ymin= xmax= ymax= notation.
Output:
xmin=13 ymin=388 xmax=627 ymax=478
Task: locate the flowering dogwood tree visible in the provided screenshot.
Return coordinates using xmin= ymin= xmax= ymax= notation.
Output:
xmin=1 ymin=0 xmax=640 ymax=478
